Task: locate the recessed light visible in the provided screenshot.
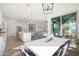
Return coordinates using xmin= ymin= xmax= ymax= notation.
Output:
xmin=14 ymin=6 xmax=16 ymax=8
xmin=26 ymin=3 xmax=31 ymax=7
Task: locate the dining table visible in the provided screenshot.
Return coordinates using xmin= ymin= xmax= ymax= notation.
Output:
xmin=25 ymin=37 xmax=68 ymax=56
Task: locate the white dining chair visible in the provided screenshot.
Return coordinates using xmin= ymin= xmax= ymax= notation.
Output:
xmin=23 ymin=32 xmax=31 ymax=43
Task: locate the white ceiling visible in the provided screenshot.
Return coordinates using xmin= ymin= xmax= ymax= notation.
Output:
xmin=0 ymin=3 xmax=47 ymax=22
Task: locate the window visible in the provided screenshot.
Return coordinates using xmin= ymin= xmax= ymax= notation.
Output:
xmin=51 ymin=17 xmax=60 ymax=37
xmin=51 ymin=12 xmax=77 ymax=48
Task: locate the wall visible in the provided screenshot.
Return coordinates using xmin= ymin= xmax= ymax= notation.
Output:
xmin=3 ymin=17 xmax=17 ymax=37
xmin=17 ymin=20 xmax=47 ymax=32
xmin=7 ymin=19 xmax=17 ymax=37
xmin=49 ymin=3 xmax=79 ymax=37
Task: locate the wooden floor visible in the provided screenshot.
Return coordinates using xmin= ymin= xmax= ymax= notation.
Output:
xmin=4 ymin=36 xmax=22 ymax=56
xmin=3 ymin=36 xmax=79 ymax=56
xmin=67 ymin=47 xmax=79 ymax=56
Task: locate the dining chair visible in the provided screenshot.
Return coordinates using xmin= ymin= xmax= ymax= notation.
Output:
xmin=20 ymin=48 xmax=30 ymax=56
xmin=53 ymin=40 xmax=70 ymax=56
xmin=23 ymin=32 xmax=31 ymax=42
xmin=20 ymin=45 xmax=36 ymax=56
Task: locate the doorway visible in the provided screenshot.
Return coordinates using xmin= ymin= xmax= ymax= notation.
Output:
xmin=51 ymin=17 xmax=60 ymax=37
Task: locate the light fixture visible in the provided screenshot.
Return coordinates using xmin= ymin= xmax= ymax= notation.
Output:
xmin=42 ymin=3 xmax=54 ymax=14
xmin=42 ymin=3 xmax=54 ymax=42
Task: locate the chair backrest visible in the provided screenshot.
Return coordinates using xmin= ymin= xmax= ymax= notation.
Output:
xmin=61 ymin=41 xmax=69 ymax=56
xmin=53 ymin=40 xmax=69 ymax=56
xmin=23 ymin=32 xmax=31 ymax=42
xmin=20 ymin=45 xmax=36 ymax=56
xmin=20 ymin=45 xmax=30 ymax=56
xmin=20 ymin=48 xmax=30 ymax=56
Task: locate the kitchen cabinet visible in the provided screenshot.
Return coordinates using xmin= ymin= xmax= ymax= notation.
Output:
xmin=0 ymin=12 xmax=6 ymax=55
xmin=0 ymin=36 xmax=6 ymax=56
xmin=0 ymin=13 xmax=2 ymax=28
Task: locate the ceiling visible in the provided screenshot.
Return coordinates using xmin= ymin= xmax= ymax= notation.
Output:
xmin=0 ymin=3 xmax=47 ymax=22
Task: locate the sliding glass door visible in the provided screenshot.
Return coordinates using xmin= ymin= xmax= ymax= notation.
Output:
xmin=51 ymin=17 xmax=60 ymax=37
xmin=62 ymin=13 xmax=77 ymax=48
xmin=51 ymin=12 xmax=77 ymax=49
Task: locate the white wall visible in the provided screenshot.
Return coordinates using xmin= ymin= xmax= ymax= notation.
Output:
xmin=7 ymin=19 xmax=17 ymax=37
xmin=17 ymin=20 xmax=47 ymax=32
xmin=3 ymin=17 xmax=17 ymax=37
xmin=49 ymin=3 xmax=79 ymax=37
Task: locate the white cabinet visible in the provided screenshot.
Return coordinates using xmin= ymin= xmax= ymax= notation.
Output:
xmin=18 ymin=32 xmax=31 ymax=42
xmin=0 ymin=37 xmax=3 ymax=55
xmin=0 ymin=36 xmax=6 ymax=55
xmin=0 ymin=13 xmax=2 ymax=25
xmin=0 ymin=12 xmax=3 ymax=29
xmin=0 ymin=12 xmax=6 ymax=56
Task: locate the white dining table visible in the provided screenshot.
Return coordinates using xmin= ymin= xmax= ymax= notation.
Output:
xmin=25 ymin=37 xmax=68 ymax=56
